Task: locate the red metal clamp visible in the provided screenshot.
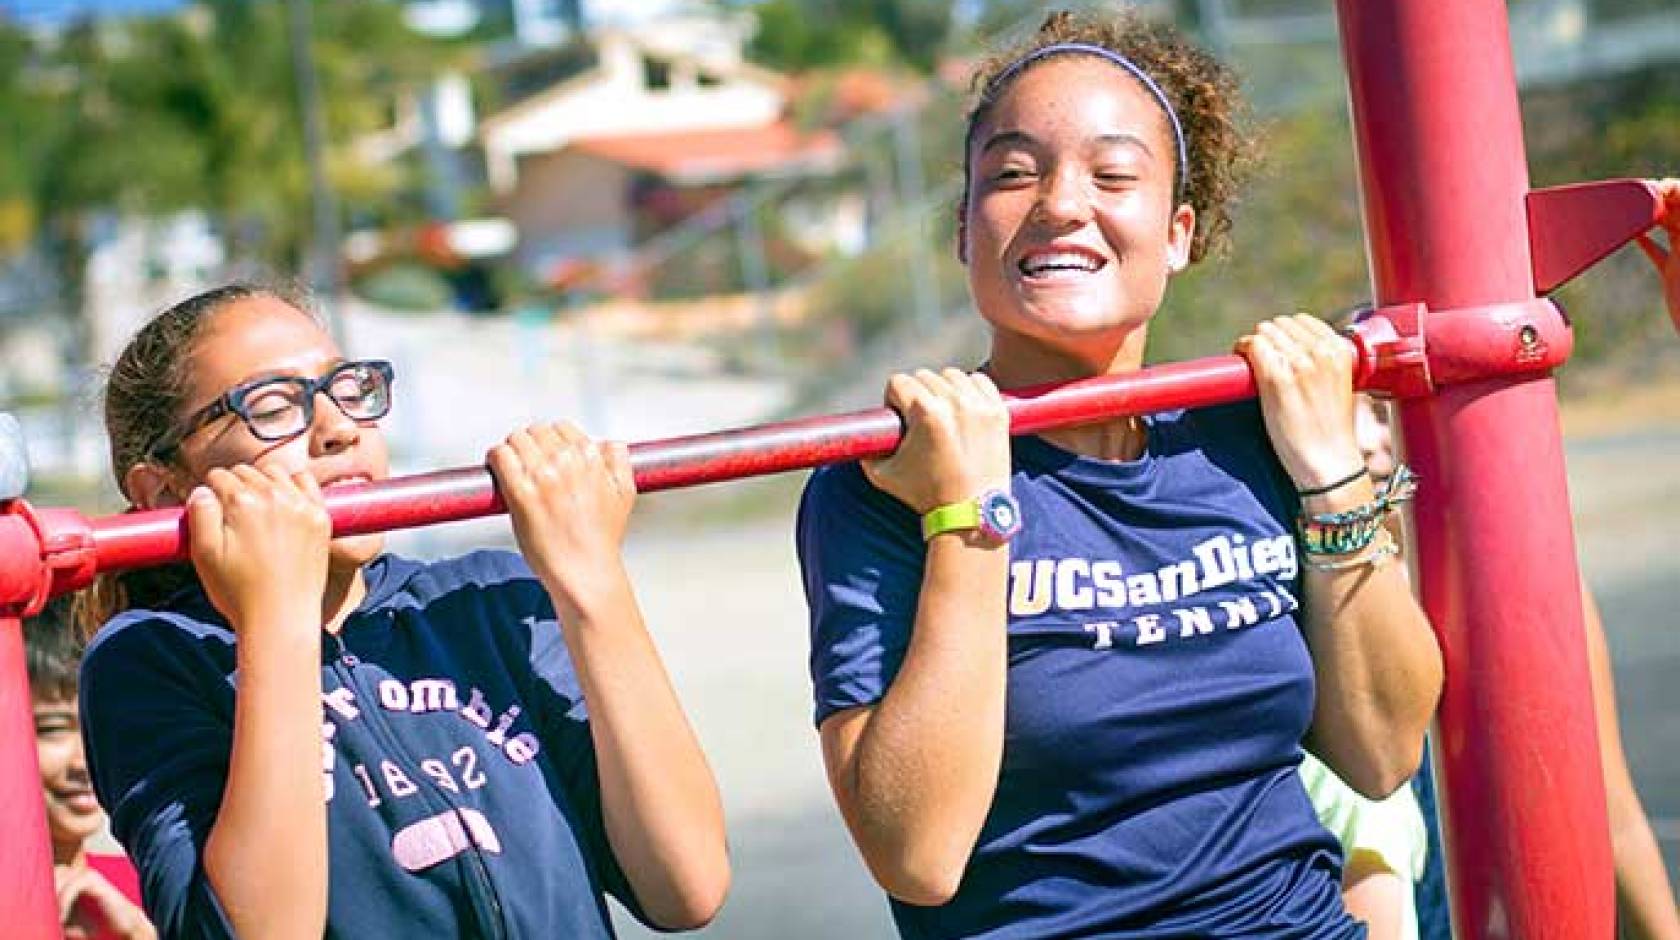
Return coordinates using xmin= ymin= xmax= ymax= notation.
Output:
xmin=1348 ymin=297 xmax=1572 ymax=399
xmin=0 ymin=501 xmax=97 ymax=618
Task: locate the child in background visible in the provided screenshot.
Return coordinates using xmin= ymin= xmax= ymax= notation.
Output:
xmin=27 ymin=595 xmax=156 ymax=940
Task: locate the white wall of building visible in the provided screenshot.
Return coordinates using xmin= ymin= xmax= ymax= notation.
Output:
xmin=481 ymin=25 xmax=782 ymax=192
xmin=505 ymin=150 xmax=634 ymax=274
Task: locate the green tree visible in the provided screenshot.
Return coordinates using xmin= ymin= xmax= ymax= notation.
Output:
xmin=12 ymin=1 xmax=454 ymax=364
xmin=0 ymin=24 xmax=45 ymax=254
xmin=28 ymin=19 xmax=196 ymax=356
xmin=748 ymin=0 xmax=955 ymax=72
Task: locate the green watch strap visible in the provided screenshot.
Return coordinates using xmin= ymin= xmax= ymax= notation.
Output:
xmin=921 ymin=498 xmax=981 ymax=541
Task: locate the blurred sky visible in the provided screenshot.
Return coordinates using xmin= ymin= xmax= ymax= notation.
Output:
xmin=0 ymin=0 xmax=700 ymax=27
xmin=0 ymin=0 xmax=184 ymax=23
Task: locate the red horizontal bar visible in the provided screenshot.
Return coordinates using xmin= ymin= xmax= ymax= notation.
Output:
xmin=87 ymin=354 xmax=1261 ymax=576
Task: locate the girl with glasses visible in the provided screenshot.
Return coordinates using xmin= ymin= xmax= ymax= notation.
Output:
xmin=74 ymin=284 xmax=729 ymax=938
xmin=796 ymin=10 xmax=1442 ymax=938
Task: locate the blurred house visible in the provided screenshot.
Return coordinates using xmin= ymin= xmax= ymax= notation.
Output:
xmin=476 ymin=13 xmax=863 ymax=290
xmin=83 ymin=211 xmax=224 ymax=362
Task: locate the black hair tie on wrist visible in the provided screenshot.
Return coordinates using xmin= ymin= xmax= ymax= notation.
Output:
xmin=1297 ymin=466 xmax=1370 ymax=497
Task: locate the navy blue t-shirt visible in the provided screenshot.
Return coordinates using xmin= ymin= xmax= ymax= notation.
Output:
xmin=798 ymin=402 xmax=1361 ymax=939
xmin=80 ymin=550 xmax=650 ymax=939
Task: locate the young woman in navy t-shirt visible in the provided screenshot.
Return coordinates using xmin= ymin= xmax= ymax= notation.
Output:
xmin=797 ymin=10 xmax=1444 ymax=938
xmin=75 ymin=285 xmax=729 ymax=937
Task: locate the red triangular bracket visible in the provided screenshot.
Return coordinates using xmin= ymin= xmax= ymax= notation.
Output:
xmin=1528 ymin=178 xmax=1666 ymax=295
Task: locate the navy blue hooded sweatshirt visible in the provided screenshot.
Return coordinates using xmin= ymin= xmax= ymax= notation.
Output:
xmin=80 ymin=550 xmax=654 ymax=939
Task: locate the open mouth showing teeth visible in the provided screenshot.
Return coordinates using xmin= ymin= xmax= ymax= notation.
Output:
xmin=1019 ymin=251 xmax=1105 ymax=276
xmin=323 ymin=476 xmax=370 ymax=490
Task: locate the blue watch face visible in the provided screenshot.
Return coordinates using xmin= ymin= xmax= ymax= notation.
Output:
xmin=978 ymin=489 xmax=1023 ymax=541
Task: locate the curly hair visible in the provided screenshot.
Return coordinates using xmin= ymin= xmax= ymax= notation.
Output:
xmin=963 ymin=9 xmax=1259 ymax=263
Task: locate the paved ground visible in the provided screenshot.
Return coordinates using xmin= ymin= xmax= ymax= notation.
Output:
xmin=391 ymin=413 xmax=1680 ymax=940
xmin=1568 ymin=426 xmax=1680 ymax=880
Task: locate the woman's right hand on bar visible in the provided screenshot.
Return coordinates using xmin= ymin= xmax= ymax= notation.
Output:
xmin=818 ymin=367 xmax=1014 ymax=907
xmin=863 ymin=368 xmax=1011 ymax=514
xmin=185 ymin=464 xmax=330 ymax=631
xmin=192 ymin=463 xmax=334 ymax=936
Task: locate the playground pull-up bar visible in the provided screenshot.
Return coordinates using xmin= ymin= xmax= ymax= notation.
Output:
xmin=0 ymin=300 xmax=1567 ymax=613
xmin=0 ymin=330 xmax=1436 ymax=940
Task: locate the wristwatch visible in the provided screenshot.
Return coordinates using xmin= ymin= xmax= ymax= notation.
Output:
xmin=920 ymin=488 xmax=1023 ymax=545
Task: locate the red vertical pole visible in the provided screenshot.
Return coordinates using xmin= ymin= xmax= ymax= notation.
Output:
xmin=1334 ymin=2 xmax=1614 ymax=938
xmin=0 ymin=614 xmax=59 ymax=939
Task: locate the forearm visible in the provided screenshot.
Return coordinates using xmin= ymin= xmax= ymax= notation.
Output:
xmin=1302 ymin=487 xmax=1442 ymax=797
xmin=836 ymin=533 xmax=1008 ymax=903
xmin=549 ymin=566 xmax=729 ymax=930
xmin=204 ymin=619 xmax=328 ymax=939
xmin=1611 ymin=811 xmax=1680 ymax=940
xmin=1341 ymin=852 xmax=1407 ymax=940
xmin=1581 ymin=586 xmax=1680 ymax=940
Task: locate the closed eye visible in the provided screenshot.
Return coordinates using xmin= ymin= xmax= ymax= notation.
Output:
xmin=249 ymin=402 xmax=298 ymax=422
xmin=34 ymin=717 xmax=75 ymax=736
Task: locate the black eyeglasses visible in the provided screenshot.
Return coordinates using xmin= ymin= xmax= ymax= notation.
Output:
xmin=149 ymin=359 xmax=395 ymax=458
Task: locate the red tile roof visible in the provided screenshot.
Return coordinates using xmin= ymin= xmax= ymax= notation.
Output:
xmin=786 ymin=67 xmax=927 ymax=125
xmin=570 ymin=121 xmax=844 ymax=182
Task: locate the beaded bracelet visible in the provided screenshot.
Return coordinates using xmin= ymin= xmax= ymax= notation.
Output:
xmin=1297 ymin=464 xmax=1418 ymax=556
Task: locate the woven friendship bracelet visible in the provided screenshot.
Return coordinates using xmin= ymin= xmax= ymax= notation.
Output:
xmin=1296 ymin=464 xmax=1419 ymax=557
xmin=1298 ymin=514 xmax=1385 ymax=556
xmin=1303 ymin=529 xmax=1401 ymax=572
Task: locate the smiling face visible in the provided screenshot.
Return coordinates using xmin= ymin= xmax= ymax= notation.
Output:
xmin=35 ymin=693 xmax=101 ymax=862
xmin=962 ymin=55 xmax=1194 ymax=375
xmin=135 ymin=296 xmax=390 ymax=571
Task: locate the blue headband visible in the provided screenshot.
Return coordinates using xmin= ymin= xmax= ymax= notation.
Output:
xmin=983 ymin=42 xmax=1188 ymax=198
